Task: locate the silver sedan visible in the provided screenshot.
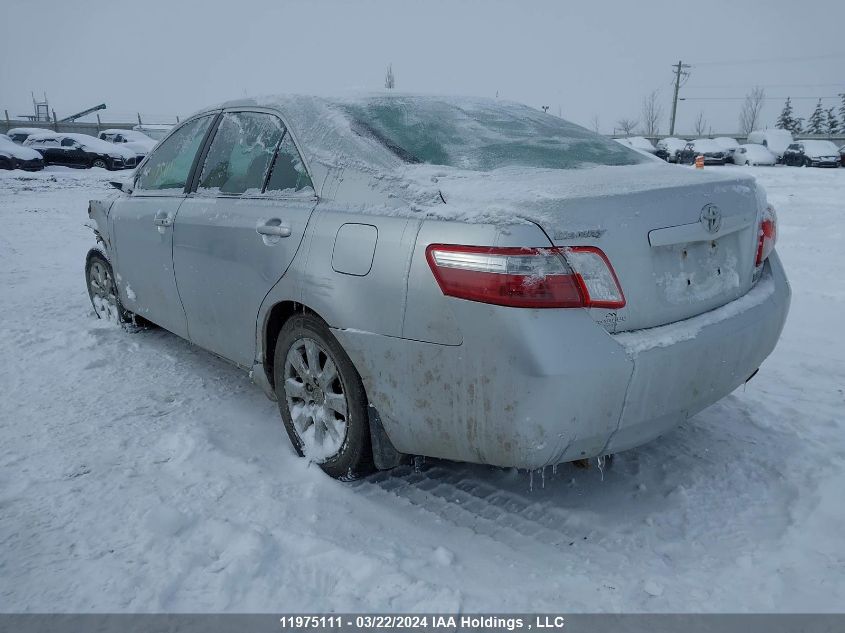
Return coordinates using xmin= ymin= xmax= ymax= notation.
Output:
xmin=85 ymin=95 xmax=790 ymax=479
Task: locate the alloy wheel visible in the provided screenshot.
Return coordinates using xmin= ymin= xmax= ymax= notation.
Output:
xmin=283 ymin=337 xmax=349 ymax=462
xmin=88 ymin=260 xmax=120 ymax=321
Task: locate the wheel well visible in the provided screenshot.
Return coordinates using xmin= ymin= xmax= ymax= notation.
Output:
xmin=263 ymin=301 xmax=328 ymax=389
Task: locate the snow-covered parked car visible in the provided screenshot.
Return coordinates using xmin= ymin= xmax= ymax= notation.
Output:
xmin=747 ymin=129 xmax=794 ymax=161
xmin=84 ymin=94 xmax=790 ymax=479
xmin=678 ymin=139 xmax=728 ymax=165
xmin=713 ymin=137 xmax=740 ymax=163
xmin=613 ymin=136 xmax=656 ymax=153
xmin=6 ymin=127 xmax=51 ymax=144
xmin=0 ymin=134 xmax=45 ymax=170
xmin=655 ymin=137 xmax=687 ymax=162
xmin=733 ymin=144 xmax=777 ymax=166
xmin=24 ymin=133 xmax=137 ymax=170
xmin=782 ymin=140 xmax=841 ymax=168
xmin=98 ymin=129 xmax=157 ymax=163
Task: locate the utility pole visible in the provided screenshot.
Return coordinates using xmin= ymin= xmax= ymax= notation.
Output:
xmin=669 ymin=60 xmax=690 ymax=136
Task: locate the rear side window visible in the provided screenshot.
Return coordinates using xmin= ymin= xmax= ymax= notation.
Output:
xmin=135 ymin=115 xmax=214 ymax=192
xmin=198 ymin=112 xmax=285 ymax=195
xmin=265 ymin=135 xmax=314 ymax=194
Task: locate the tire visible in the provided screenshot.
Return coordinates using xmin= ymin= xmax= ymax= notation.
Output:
xmin=91 ymin=158 xmax=108 ymax=169
xmin=85 ymin=251 xmax=131 ymax=324
xmin=273 ymin=314 xmax=374 ymax=479
xmin=803 ymin=157 xmax=811 ymax=168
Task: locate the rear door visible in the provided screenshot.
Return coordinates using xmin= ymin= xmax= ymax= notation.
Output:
xmin=109 ymin=114 xmax=216 ymax=337
xmin=173 ymin=109 xmax=317 ymax=367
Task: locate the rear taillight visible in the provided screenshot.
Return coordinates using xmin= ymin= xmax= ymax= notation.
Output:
xmin=425 ymin=244 xmax=625 ymax=309
xmin=755 ymin=204 xmax=777 ymax=267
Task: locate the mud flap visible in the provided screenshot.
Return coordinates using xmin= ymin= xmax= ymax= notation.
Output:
xmin=368 ymin=405 xmax=406 ymax=470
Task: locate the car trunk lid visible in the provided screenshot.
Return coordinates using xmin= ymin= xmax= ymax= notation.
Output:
xmin=432 ymin=163 xmax=763 ymax=332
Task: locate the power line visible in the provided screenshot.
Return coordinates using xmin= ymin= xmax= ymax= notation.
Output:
xmin=690 ymin=52 xmax=845 ymax=66
xmin=685 ymin=82 xmax=843 ymax=90
xmin=680 ymin=96 xmax=840 ymax=101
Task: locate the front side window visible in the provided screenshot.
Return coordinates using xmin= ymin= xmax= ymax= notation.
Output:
xmin=61 ymin=137 xmax=76 ymax=147
xmin=136 ymin=115 xmax=214 ymax=192
xmin=197 ymin=112 xmax=285 ymax=195
xmin=265 ymin=135 xmax=314 ymax=194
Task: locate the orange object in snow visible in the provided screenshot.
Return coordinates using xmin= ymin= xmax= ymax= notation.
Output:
xmin=695 ymin=155 xmax=705 ymax=169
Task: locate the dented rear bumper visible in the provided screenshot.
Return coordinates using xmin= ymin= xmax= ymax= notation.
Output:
xmin=330 ymin=253 xmax=789 ymax=469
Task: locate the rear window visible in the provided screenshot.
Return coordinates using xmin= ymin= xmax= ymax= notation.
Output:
xmin=341 ymin=97 xmax=647 ymax=171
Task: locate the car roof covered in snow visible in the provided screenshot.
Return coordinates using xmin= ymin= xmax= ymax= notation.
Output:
xmin=185 ymin=93 xmax=759 ymax=222
xmin=796 ymin=140 xmax=840 ymax=155
xmin=197 ymin=93 xmax=651 ymax=174
xmin=26 ymin=132 xmax=134 ymax=156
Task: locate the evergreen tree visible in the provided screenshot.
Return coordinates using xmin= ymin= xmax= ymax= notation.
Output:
xmin=826 ymin=107 xmax=840 ymax=135
xmin=806 ymin=99 xmax=825 ymax=135
xmin=776 ymin=97 xmax=796 ymax=131
xmin=840 ymin=93 xmax=845 ymax=131
xmin=792 ymin=117 xmax=804 ymax=135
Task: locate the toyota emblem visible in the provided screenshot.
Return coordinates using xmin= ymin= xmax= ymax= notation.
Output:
xmin=700 ymin=204 xmax=722 ymax=234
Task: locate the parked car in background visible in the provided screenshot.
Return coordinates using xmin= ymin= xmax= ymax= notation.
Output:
xmin=840 ymin=145 xmax=845 ymax=167
xmin=655 ymin=137 xmax=687 ymax=162
xmin=613 ymin=136 xmax=656 ymax=153
xmin=0 ymin=134 xmax=45 ymax=170
xmin=747 ymin=129 xmax=794 ymax=161
xmin=678 ymin=139 xmax=727 ymax=165
xmin=782 ymin=140 xmax=841 ymax=167
xmin=132 ymin=123 xmax=172 ymax=141
xmin=713 ymin=137 xmax=740 ymax=163
xmin=6 ymin=127 xmax=52 ymax=144
xmin=98 ymin=128 xmax=157 ymax=162
xmin=25 ymin=133 xmax=136 ymax=170
xmin=733 ymin=144 xmax=777 ymax=166
xmin=84 ymin=94 xmax=790 ymax=479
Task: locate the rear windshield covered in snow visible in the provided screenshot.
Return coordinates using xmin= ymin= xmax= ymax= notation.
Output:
xmin=341 ymin=97 xmax=647 ymax=171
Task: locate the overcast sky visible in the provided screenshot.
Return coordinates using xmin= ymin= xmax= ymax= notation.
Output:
xmin=2 ymin=0 xmax=843 ymax=135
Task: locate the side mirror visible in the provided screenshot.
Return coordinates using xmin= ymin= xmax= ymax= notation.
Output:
xmin=109 ymin=179 xmax=134 ymax=194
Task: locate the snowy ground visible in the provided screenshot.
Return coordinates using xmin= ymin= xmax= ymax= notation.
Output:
xmin=1 ymin=165 xmax=843 ymax=613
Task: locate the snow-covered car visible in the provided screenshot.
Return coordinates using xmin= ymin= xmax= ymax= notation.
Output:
xmin=0 ymin=134 xmax=45 ymax=170
xmin=6 ymin=127 xmax=52 ymax=144
xmin=25 ymin=133 xmax=137 ymax=170
xmin=733 ymin=144 xmax=777 ymax=166
xmin=678 ymin=139 xmax=728 ymax=165
xmin=84 ymin=94 xmax=790 ymax=479
xmin=613 ymin=136 xmax=656 ymax=153
xmin=655 ymin=137 xmax=688 ymax=162
xmin=840 ymin=145 xmax=845 ymax=167
xmin=98 ymin=129 xmax=157 ymax=162
xmin=713 ymin=137 xmax=740 ymax=163
xmin=747 ymin=129 xmax=794 ymax=160
xmin=782 ymin=140 xmax=841 ymax=168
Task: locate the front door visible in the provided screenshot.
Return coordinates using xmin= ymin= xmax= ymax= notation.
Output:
xmin=110 ymin=114 xmax=216 ymax=338
xmin=172 ymin=110 xmax=316 ymax=366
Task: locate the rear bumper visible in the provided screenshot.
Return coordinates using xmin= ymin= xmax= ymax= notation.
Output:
xmin=333 ymin=254 xmax=790 ymax=469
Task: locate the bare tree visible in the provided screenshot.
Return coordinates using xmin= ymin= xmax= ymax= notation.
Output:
xmin=590 ymin=114 xmax=601 ymax=134
xmin=694 ymin=111 xmax=708 ymax=136
xmin=384 ymin=64 xmax=395 ymax=89
xmin=739 ymin=86 xmax=766 ymax=135
xmin=616 ymin=117 xmax=638 ymax=135
xmin=640 ymin=90 xmax=663 ymax=137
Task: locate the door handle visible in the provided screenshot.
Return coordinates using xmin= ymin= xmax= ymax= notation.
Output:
xmin=153 ymin=211 xmax=173 ymax=227
xmin=256 ymin=220 xmax=291 ymax=238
